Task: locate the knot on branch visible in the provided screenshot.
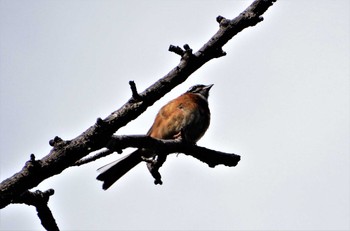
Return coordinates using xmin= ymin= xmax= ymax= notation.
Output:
xmin=216 ymin=15 xmax=230 ymax=28
xmin=212 ymin=47 xmax=227 ymax=58
xmin=25 ymin=154 xmax=42 ymax=172
xmin=49 ymin=136 xmax=68 ymax=149
xmin=169 ymin=44 xmax=194 ymax=61
xmin=94 ymin=117 xmax=112 ymax=136
xmin=241 ymin=8 xmax=264 ymax=26
xmin=96 ymin=117 xmax=105 ymax=127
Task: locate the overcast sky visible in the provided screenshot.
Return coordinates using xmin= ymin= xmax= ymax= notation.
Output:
xmin=0 ymin=0 xmax=349 ymax=230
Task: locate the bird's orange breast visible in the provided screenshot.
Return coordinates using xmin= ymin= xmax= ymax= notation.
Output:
xmin=147 ymin=93 xmax=210 ymax=143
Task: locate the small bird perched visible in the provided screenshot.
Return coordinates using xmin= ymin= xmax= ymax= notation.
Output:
xmin=97 ymin=84 xmax=213 ymax=190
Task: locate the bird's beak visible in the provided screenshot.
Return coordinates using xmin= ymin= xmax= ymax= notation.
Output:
xmin=205 ymin=84 xmax=214 ymax=90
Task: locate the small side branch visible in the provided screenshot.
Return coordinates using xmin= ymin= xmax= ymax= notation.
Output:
xmin=129 ymin=81 xmax=142 ymax=102
xmin=75 ymin=148 xmax=115 ymax=166
xmin=168 ymin=45 xmax=185 ymax=56
xmin=12 ymin=189 xmax=59 ymax=231
xmin=169 ymin=44 xmax=194 ymax=61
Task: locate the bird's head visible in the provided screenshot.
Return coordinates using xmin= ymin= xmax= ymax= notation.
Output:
xmin=187 ymin=84 xmax=214 ymax=99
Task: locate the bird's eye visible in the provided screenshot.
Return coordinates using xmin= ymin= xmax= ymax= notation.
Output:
xmin=189 ymin=86 xmax=197 ymax=91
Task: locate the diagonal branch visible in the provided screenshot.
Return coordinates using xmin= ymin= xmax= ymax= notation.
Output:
xmin=0 ymin=0 xmax=276 ymax=209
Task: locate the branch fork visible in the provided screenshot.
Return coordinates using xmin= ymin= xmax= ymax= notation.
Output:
xmin=12 ymin=189 xmax=59 ymax=231
xmin=169 ymin=44 xmax=194 ymax=61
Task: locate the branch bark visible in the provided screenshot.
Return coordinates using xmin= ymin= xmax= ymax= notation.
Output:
xmin=0 ymin=0 xmax=276 ymax=213
xmin=12 ymin=189 xmax=59 ymax=231
xmin=75 ymin=135 xmax=240 ymax=168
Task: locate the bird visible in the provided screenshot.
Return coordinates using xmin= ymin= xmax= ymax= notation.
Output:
xmin=96 ymin=84 xmax=213 ymax=190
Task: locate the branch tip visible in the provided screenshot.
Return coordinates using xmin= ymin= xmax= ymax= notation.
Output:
xmin=30 ymin=153 xmax=36 ymax=161
xmin=49 ymin=136 xmax=63 ymax=147
xmin=169 ymin=44 xmax=193 ymax=60
xmin=208 ymin=163 xmax=215 ymax=168
xmin=216 ymin=15 xmax=225 ymax=23
xmin=26 ymin=153 xmax=42 ymax=171
xmin=129 ymin=81 xmax=142 ymax=101
xmin=216 ymin=15 xmax=230 ymax=27
xmin=169 ymin=45 xmax=185 ymax=56
xmin=213 ymin=48 xmax=227 ymax=58
xmin=74 ymin=148 xmax=116 ymax=166
xmin=250 ymin=16 xmax=264 ymax=26
xmin=96 ymin=117 xmax=105 ymax=126
xmin=183 ymin=44 xmax=191 ymax=51
xmin=46 ymin=189 xmax=55 ymax=196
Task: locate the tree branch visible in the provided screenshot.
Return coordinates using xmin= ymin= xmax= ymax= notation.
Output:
xmin=12 ymin=189 xmax=59 ymax=231
xmin=75 ymin=135 xmax=240 ymax=168
xmin=108 ymin=135 xmax=240 ymax=185
xmin=129 ymin=80 xmax=142 ymax=102
xmin=0 ymin=0 xmax=276 ymax=209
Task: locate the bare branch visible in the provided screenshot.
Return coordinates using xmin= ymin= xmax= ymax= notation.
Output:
xmin=0 ymin=0 xmax=276 ymax=209
xmin=74 ymin=135 xmax=240 ymax=168
xmin=75 ymin=148 xmax=115 ymax=166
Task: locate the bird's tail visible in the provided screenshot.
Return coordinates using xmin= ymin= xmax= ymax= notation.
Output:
xmin=96 ymin=150 xmax=142 ymax=190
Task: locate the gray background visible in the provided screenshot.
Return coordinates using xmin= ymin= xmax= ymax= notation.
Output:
xmin=1 ymin=0 xmax=349 ymax=230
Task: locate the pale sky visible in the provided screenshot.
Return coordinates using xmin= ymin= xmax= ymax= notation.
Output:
xmin=0 ymin=0 xmax=349 ymax=230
